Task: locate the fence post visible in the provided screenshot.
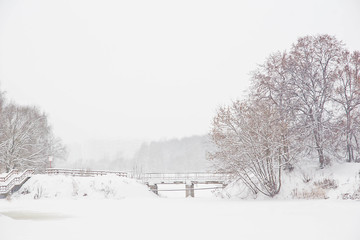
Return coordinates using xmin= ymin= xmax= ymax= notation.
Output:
xmin=186 ymin=183 xmax=194 ymax=198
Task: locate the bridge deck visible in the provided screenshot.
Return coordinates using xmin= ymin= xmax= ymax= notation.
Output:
xmin=140 ymin=172 xmax=230 ymax=184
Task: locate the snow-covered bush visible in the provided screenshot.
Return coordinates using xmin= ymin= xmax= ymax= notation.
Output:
xmin=291 ymin=187 xmax=328 ymax=199
xmin=34 ymin=186 xmax=44 ymax=199
xmin=301 ymin=172 xmax=313 ymax=183
xmin=314 ymin=178 xmax=338 ymax=190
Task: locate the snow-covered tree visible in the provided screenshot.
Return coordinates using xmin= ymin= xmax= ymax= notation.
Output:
xmin=209 ymin=99 xmax=295 ymax=197
xmin=333 ymin=51 xmax=360 ymax=162
xmin=251 ymin=51 xmax=298 ymax=170
xmin=251 ymin=35 xmax=345 ymax=168
xmin=0 ymin=103 xmax=66 ymax=172
xmin=286 ymin=35 xmax=343 ymax=168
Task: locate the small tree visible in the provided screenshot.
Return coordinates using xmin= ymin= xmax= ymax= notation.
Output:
xmin=209 ymin=99 xmax=294 ymax=197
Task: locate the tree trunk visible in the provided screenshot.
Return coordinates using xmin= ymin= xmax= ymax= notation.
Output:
xmin=317 ymin=147 xmax=325 ymax=168
xmin=313 ymin=126 xmax=325 ymax=168
xmin=346 ymin=111 xmax=354 ymax=162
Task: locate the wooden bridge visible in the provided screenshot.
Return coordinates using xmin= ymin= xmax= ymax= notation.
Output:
xmin=139 ymin=172 xmax=229 ymax=184
xmin=0 ymin=168 xmax=229 ymax=198
xmin=139 ymin=172 xmax=229 ymax=197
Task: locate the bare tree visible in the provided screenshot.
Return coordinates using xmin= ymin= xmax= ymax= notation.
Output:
xmin=253 ymin=35 xmax=344 ymax=168
xmin=251 ymin=51 xmax=298 ymax=170
xmin=333 ymin=51 xmax=360 ymax=162
xmin=209 ymin=34 xmax=359 ymax=197
xmin=286 ymin=35 xmax=343 ymax=168
xmin=0 ymin=104 xmax=66 ymax=172
xmin=209 ymin=99 xmax=295 ymax=197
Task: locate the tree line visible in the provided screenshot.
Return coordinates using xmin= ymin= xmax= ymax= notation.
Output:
xmin=0 ymin=91 xmax=66 ymax=173
xmin=209 ymin=35 xmax=360 ymax=197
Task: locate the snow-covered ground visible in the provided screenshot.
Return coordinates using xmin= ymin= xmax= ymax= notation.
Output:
xmin=157 ymin=183 xmax=221 ymax=198
xmin=0 ymin=165 xmax=360 ymax=240
xmin=0 ymin=198 xmax=359 ymax=240
xmin=10 ymin=174 xmax=155 ymax=200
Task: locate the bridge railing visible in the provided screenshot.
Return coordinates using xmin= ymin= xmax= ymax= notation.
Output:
xmin=139 ymin=172 xmax=230 ymax=183
xmin=45 ymin=168 xmax=128 ymax=177
xmin=0 ymin=169 xmax=34 ymax=194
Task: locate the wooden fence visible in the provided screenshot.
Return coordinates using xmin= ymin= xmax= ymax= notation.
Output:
xmin=45 ymin=168 xmax=128 ymax=177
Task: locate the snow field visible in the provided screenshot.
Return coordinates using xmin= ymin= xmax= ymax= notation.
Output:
xmin=157 ymin=183 xmax=221 ymax=198
xmin=0 ymin=169 xmax=360 ymax=240
xmin=0 ymin=198 xmax=359 ymax=240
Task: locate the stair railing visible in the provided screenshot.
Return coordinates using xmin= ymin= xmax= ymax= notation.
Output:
xmin=0 ymin=169 xmax=34 ymax=194
xmin=0 ymin=169 xmax=19 ymax=183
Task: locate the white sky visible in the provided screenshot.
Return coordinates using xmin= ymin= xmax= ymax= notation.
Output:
xmin=0 ymin=0 xmax=359 ymax=145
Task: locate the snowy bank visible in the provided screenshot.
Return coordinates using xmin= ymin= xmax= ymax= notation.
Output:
xmin=12 ymin=174 xmax=156 ymax=200
xmin=220 ymin=162 xmax=360 ymax=200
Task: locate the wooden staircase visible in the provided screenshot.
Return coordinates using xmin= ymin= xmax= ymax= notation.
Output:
xmin=0 ymin=169 xmax=34 ymax=198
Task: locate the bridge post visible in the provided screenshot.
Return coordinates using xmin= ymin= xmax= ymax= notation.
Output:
xmin=185 ymin=183 xmax=194 ymax=198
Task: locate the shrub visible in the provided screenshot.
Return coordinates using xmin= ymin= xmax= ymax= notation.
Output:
xmin=301 ymin=172 xmax=313 ymax=183
xmin=313 ymin=178 xmax=338 ymax=189
xmin=34 ymin=186 xmax=43 ymax=199
xmin=291 ymin=187 xmax=328 ymax=199
xmin=342 ymin=187 xmax=360 ymax=200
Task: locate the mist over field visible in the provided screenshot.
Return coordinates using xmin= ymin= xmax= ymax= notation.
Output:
xmin=60 ymin=135 xmax=212 ymax=173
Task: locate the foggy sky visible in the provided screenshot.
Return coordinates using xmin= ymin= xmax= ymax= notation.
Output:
xmin=0 ymin=0 xmax=359 ymax=145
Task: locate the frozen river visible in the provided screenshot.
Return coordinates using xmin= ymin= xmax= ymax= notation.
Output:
xmin=0 ymin=198 xmax=359 ymax=240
